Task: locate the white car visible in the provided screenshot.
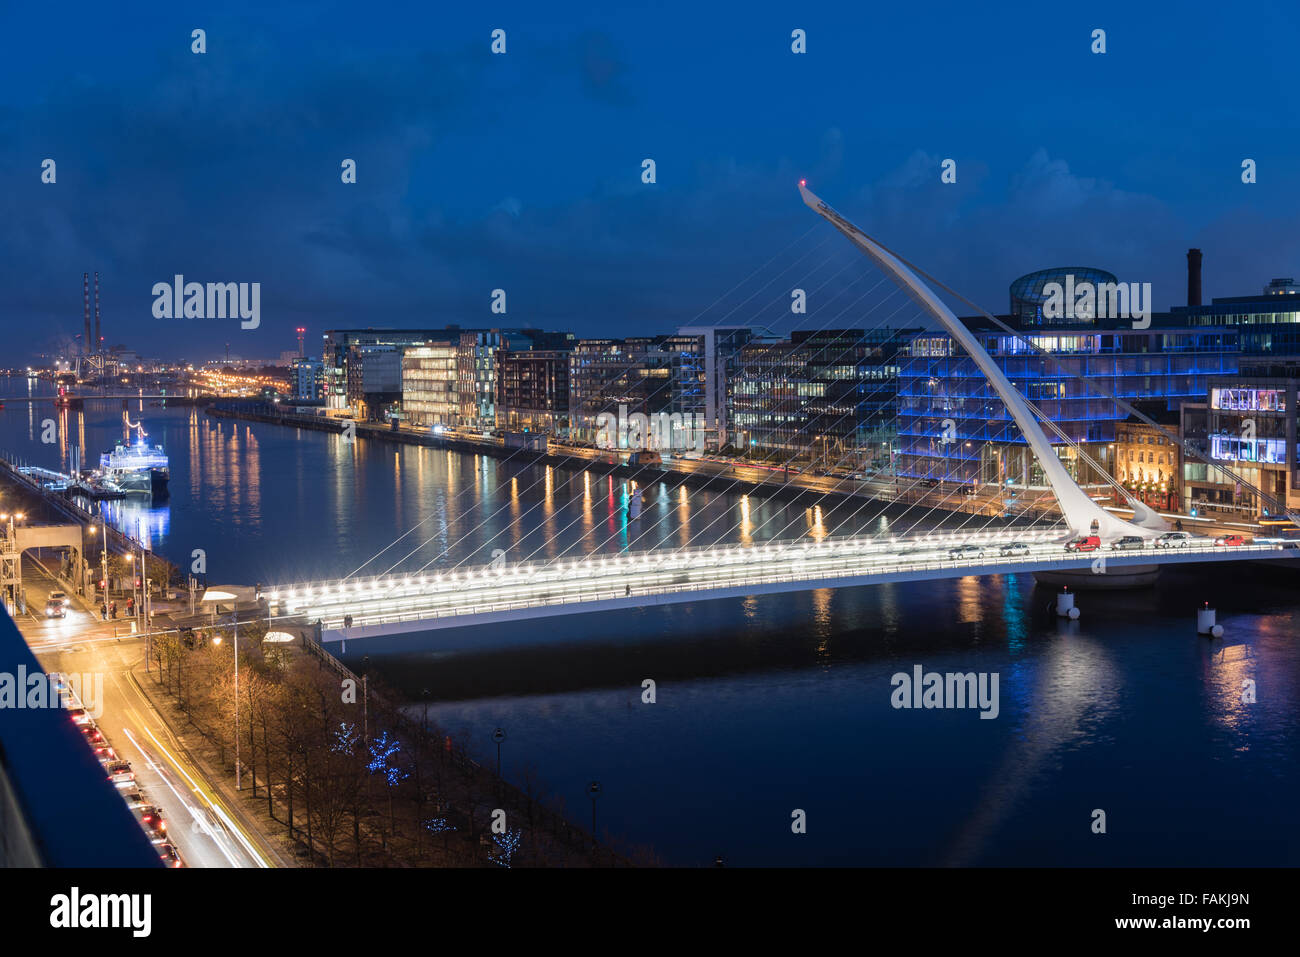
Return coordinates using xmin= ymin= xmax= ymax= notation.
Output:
xmin=998 ymin=541 xmax=1030 ymax=557
xmin=1154 ymin=531 xmax=1193 ymax=549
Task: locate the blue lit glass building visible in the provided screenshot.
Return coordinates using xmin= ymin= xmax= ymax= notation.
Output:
xmin=897 ymin=268 xmax=1240 ymax=488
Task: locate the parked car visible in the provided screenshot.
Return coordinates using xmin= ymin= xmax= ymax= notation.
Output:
xmin=80 ymin=724 xmax=105 ymax=745
xmin=998 ymin=541 xmax=1030 ymax=557
xmin=45 ymin=599 xmax=66 ymax=619
xmin=1065 ymin=535 xmax=1101 ymax=552
xmin=157 ymin=843 xmax=185 ymax=868
xmin=105 ymin=760 xmax=135 ymax=788
xmin=1154 ymin=531 xmax=1193 ymax=549
xmin=1109 ymin=535 xmax=1146 ymax=551
xmin=66 ymin=707 xmax=92 ymax=726
xmin=121 ymin=789 xmax=147 ymax=810
xmin=136 ymin=805 xmax=167 ymax=843
xmin=948 ymin=543 xmax=987 ymax=560
xmin=1214 ymin=534 xmax=1245 ymax=547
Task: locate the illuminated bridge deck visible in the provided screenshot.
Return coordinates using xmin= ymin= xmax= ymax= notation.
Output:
xmin=267 ymin=533 xmax=1298 ymax=642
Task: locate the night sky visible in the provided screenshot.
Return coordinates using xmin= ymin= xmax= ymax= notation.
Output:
xmin=3 ymin=1 xmax=1300 ymax=362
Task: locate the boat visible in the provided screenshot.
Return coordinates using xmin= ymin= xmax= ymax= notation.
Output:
xmin=98 ymin=412 xmax=169 ymax=498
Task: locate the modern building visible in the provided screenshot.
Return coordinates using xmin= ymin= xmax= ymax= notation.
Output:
xmin=291 ymin=357 xmax=325 ymax=401
xmin=730 ymin=328 xmax=915 ymax=468
xmin=674 ymin=326 xmax=755 ymax=448
xmin=401 ymin=342 xmax=460 ymax=429
xmin=897 ymin=318 xmax=1238 ymax=488
xmin=567 ymin=337 xmax=677 ymax=445
xmin=496 ymin=350 xmax=570 ymax=434
xmin=1181 ymin=360 xmax=1300 ymax=518
xmin=322 ymin=328 xmax=464 ymax=411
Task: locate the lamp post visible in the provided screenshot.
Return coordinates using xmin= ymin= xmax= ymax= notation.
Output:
xmin=202 ymin=589 xmax=241 ymax=790
xmin=99 ymin=514 xmax=108 ymax=618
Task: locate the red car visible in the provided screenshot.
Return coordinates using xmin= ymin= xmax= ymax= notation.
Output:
xmin=1064 ymin=535 xmax=1101 ymax=552
xmin=1214 ymin=534 xmax=1245 ymax=547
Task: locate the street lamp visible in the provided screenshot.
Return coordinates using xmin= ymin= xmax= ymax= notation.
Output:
xmin=202 ymin=589 xmax=241 ymax=790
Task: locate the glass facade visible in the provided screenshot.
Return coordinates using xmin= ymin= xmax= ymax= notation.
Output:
xmin=897 ymin=326 xmax=1238 ymax=485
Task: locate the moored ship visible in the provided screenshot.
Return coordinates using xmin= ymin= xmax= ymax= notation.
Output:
xmin=98 ymin=413 xmax=169 ymax=498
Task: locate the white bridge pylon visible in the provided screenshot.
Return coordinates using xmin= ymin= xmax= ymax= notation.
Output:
xmin=798 ymin=182 xmax=1157 ymax=540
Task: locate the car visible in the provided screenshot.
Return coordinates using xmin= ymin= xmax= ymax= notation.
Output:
xmin=948 ymin=543 xmax=987 ymax=559
xmin=1214 ymin=534 xmax=1245 ymax=547
xmin=1065 ymin=535 xmax=1101 ymax=552
xmin=121 ymin=789 xmax=147 ymax=809
xmin=1109 ymin=535 xmax=1146 ymax=551
xmin=1154 ymin=531 xmax=1193 ymax=549
xmin=65 ymin=707 xmax=92 ymax=726
xmin=921 ymin=478 xmax=940 ymax=488
xmin=94 ymin=745 xmax=118 ymax=764
xmin=44 ymin=600 xmax=66 ymax=619
xmin=105 ymin=760 xmax=135 ymax=788
xmin=136 ymin=805 xmax=167 ymax=843
xmin=49 ymin=591 xmax=70 ymax=607
xmin=80 ymin=724 xmax=105 ymax=745
xmin=157 ymin=843 xmax=185 ymax=868
xmin=998 ymin=541 xmax=1029 ymax=556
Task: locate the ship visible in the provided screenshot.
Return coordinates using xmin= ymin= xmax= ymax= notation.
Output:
xmin=98 ymin=412 xmax=169 ymax=498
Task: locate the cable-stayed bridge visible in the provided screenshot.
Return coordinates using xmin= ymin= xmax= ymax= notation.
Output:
xmin=265 ymin=185 xmax=1299 ymax=643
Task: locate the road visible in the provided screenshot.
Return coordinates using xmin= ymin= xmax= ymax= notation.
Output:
xmin=16 ymin=553 xmax=279 ymax=869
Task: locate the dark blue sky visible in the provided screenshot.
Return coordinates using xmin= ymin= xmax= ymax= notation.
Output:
xmin=4 ymin=1 xmax=1300 ymax=362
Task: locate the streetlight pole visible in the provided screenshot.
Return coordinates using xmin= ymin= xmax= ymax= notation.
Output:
xmin=99 ymin=513 xmax=107 ymax=620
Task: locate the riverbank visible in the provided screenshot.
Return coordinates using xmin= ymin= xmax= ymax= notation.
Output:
xmin=203 ymin=401 xmax=1039 ymax=523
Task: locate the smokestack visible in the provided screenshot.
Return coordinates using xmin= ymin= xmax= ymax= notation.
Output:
xmin=82 ymin=272 xmax=91 ymax=356
xmin=94 ymin=272 xmax=101 ymax=354
xmin=1187 ymin=248 xmax=1203 ymax=307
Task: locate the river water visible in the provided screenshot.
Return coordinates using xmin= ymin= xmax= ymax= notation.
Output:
xmin=2 ymin=378 xmax=1297 ymax=866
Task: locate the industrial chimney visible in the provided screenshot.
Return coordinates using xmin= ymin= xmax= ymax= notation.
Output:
xmin=94 ymin=272 xmax=102 ymax=355
xmin=1187 ymin=248 xmax=1202 ymax=307
xmin=82 ymin=272 xmax=91 ymax=356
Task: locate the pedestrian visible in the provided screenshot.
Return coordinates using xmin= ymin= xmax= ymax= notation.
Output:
xmin=110 ymin=601 xmax=117 ymax=619
xmin=100 ymin=602 xmax=108 ymax=621
xmin=126 ymin=597 xmax=134 ymax=615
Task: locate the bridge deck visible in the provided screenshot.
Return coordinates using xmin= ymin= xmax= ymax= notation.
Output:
xmin=266 ymin=533 xmax=1298 ymax=642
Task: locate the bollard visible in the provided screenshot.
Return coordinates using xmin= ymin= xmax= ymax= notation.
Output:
xmin=1055 ymin=588 xmax=1076 ymax=618
xmin=1197 ymin=603 xmax=1217 ymax=636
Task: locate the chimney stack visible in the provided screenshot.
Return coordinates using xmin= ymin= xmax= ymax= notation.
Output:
xmin=1187 ymin=248 xmax=1203 ymax=307
xmin=82 ymin=272 xmax=91 ymax=356
xmin=94 ymin=271 xmax=101 ymax=354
